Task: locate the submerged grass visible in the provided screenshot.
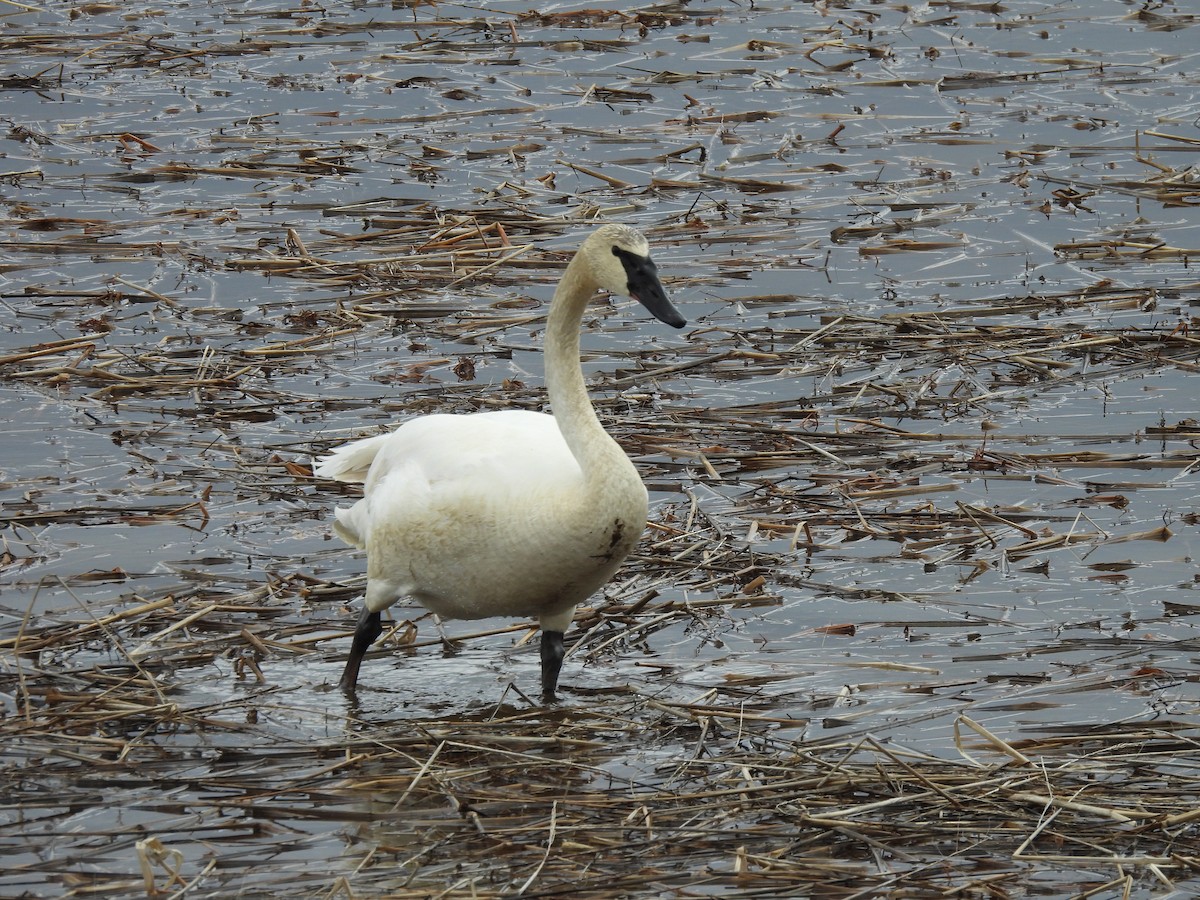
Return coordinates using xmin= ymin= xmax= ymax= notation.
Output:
xmin=3 ymin=573 xmax=1200 ymax=898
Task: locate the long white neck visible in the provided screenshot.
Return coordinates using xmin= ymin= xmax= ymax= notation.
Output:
xmin=544 ymin=248 xmax=630 ymax=486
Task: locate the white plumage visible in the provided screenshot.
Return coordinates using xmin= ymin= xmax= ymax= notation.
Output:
xmin=314 ymin=224 xmax=686 ymax=699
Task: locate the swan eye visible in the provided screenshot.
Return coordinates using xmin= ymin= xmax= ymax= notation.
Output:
xmin=611 ymin=245 xmax=650 ymax=270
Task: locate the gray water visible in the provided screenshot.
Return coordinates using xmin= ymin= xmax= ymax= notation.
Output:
xmin=2 ymin=0 xmax=1199 ymax=895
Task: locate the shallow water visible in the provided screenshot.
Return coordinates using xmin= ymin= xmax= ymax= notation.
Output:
xmin=2 ymin=0 xmax=1200 ymax=896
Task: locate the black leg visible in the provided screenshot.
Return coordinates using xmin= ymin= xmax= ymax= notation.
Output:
xmin=339 ymin=608 xmax=382 ymax=693
xmin=540 ymin=629 xmax=565 ymax=702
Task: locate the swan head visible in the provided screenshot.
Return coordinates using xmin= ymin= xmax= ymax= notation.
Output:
xmin=584 ymin=224 xmax=687 ymax=329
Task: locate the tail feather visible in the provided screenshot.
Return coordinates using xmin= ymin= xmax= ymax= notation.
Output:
xmin=331 ymin=506 xmax=366 ymax=548
xmin=313 ymin=433 xmax=390 ymax=484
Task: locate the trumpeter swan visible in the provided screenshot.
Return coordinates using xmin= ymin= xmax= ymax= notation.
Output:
xmin=314 ymin=224 xmax=686 ymax=700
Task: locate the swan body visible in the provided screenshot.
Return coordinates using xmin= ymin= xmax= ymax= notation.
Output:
xmin=314 ymin=224 xmax=686 ymax=700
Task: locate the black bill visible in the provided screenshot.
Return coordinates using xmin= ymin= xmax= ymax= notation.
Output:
xmin=612 ymin=246 xmax=686 ymax=329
